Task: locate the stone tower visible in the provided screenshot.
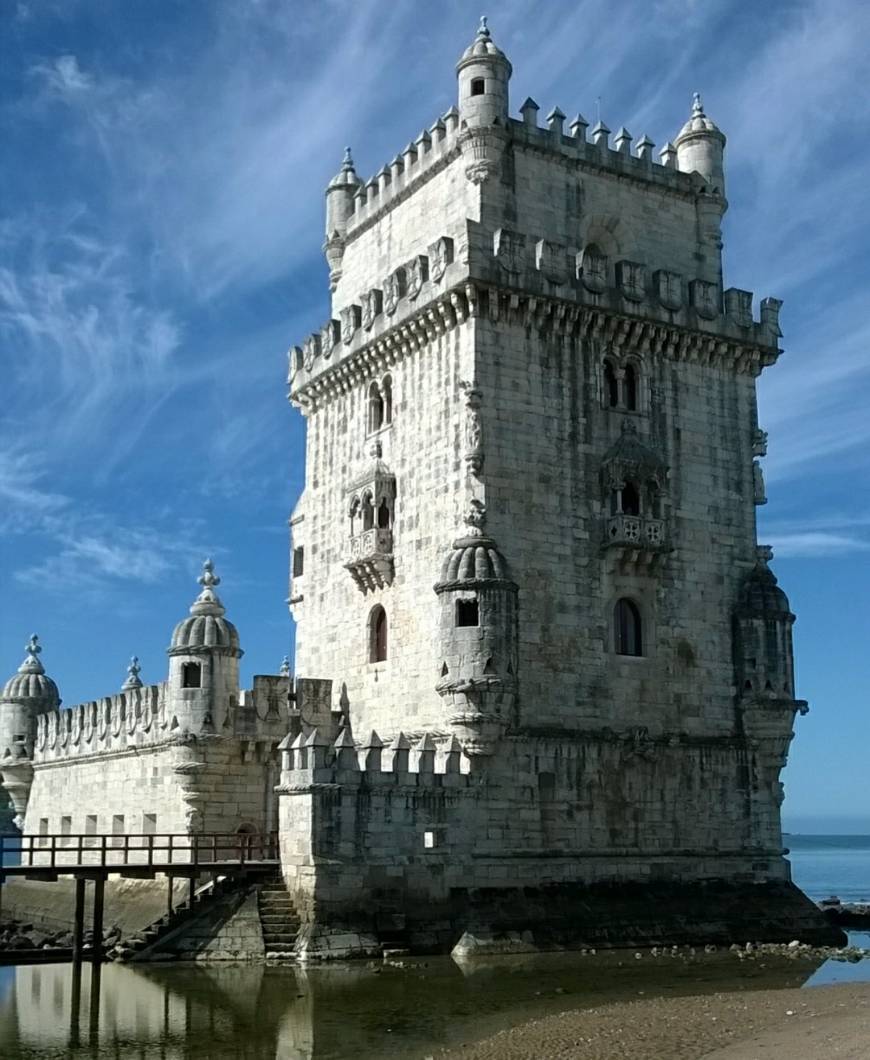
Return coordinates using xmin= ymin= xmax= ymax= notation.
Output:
xmin=282 ymin=21 xmax=835 ymax=954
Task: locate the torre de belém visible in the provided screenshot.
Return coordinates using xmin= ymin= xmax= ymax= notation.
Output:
xmin=1 ymin=20 xmax=837 ymax=957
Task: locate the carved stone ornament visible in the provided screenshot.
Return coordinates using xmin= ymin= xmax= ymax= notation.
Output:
xmin=536 ymin=239 xmax=567 ymax=285
xmin=753 ymin=460 xmax=767 ymax=505
xmin=407 ymin=255 xmax=429 ymax=300
xmin=341 ymin=304 xmax=361 ymax=346
xmin=384 ymin=269 xmax=404 ymax=315
xmin=429 ymin=237 xmax=454 ymax=282
xmin=690 ymin=279 xmax=719 ymax=320
xmin=362 ymin=288 xmax=383 ymax=330
xmin=617 ymin=260 xmax=647 ymax=303
xmin=493 ymin=228 xmax=526 ymax=276
xmin=579 ymin=248 xmax=608 ymax=293
xmin=460 ymin=380 xmax=484 ymax=475
xmin=320 ymin=319 xmax=340 ymax=355
xmin=752 ymin=428 xmax=768 ymax=458
xmin=302 ymin=333 xmax=321 ymax=371
xmin=654 ymin=269 xmax=683 ymax=311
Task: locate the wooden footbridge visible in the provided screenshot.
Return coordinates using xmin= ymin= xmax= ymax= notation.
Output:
xmin=0 ymin=831 xmax=280 ymax=963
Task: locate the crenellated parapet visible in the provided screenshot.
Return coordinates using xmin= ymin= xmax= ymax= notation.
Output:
xmin=275 ymin=728 xmax=472 ymax=792
xmin=289 ymin=275 xmax=783 ymax=412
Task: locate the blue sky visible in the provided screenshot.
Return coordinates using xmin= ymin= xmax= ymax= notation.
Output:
xmin=1 ymin=0 xmax=867 ymax=832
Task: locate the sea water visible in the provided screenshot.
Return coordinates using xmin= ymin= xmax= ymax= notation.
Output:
xmin=786 ymin=834 xmax=870 ymax=903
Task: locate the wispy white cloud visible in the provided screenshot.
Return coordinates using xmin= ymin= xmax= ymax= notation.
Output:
xmin=768 ymin=532 xmax=870 ymax=559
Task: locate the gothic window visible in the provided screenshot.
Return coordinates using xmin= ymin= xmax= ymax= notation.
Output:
xmin=614 ymin=598 xmax=643 ymax=656
xmin=349 ymin=496 xmax=360 ymax=535
xmin=623 ymin=363 xmax=638 ymax=411
xmin=369 ymin=606 xmax=388 ymax=663
xmin=603 ymin=360 xmax=619 ymax=408
xmin=470 ymin=78 xmax=485 ymax=97
xmin=292 ymin=546 xmax=304 ymax=577
xmin=382 ymin=374 xmax=393 ymax=425
xmin=361 ymin=492 xmax=375 ymax=531
xmin=377 ymin=498 xmax=391 ymax=529
xmin=368 ymin=382 xmax=384 ymax=433
xmin=621 ymin=482 xmax=641 ymax=516
xmin=646 ymin=481 xmax=662 ymax=519
xmin=181 ymin=662 xmax=202 ymax=689
xmin=456 ymin=598 xmax=479 ymax=627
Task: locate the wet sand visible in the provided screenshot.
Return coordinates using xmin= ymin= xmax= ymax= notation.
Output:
xmin=440 ymin=983 xmax=869 ymax=1059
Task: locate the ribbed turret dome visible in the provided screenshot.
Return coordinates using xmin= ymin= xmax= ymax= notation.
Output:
xmin=169 ymin=559 xmax=242 ymax=655
xmin=436 ymin=532 xmax=515 ymax=590
xmin=738 ymin=549 xmax=793 ymax=617
xmin=327 ymin=146 xmax=362 ymax=191
xmin=457 ymin=16 xmax=511 ymax=70
xmin=677 ymin=93 xmax=724 ymax=140
xmin=1 ymin=635 xmax=60 ymax=707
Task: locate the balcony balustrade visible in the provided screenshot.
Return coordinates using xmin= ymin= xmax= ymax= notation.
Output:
xmin=344 ymin=528 xmax=394 ymax=591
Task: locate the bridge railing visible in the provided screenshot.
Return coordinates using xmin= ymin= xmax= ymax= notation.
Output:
xmin=0 ymin=831 xmax=279 ymax=872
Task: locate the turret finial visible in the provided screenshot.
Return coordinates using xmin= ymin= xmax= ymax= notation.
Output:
xmin=342 ymin=146 xmax=354 ymax=170
xmin=279 ymin=656 xmax=291 ymax=677
xmin=190 ymin=558 xmax=226 ymax=617
xmin=692 ymin=91 xmax=704 ymax=117
xmin=19 ymin=634 xmax=45 ymax=675
xmin=122 ymin=655 xmax=143 ymax=691
xmin=198 ymin=558 xmax=220 ymax=590
xmin=478 ymin=15 xmax=490 ymax=38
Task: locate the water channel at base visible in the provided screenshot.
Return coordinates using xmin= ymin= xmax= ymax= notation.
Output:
xmin=0 ymin=934 xmax=867 ymax=1060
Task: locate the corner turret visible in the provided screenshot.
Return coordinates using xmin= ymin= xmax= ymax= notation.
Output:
xmin=456 ymin=17 xmax=511 ymax=183
xmin=0 ymin=635 xmax=60 ymax=828
xmin=675 ymin=93 xmax=726 ymax=195
xmin=434 ymin=505 xmax=518 ymax=755
xmin=456 ymin=16 xmax=511 ymax=128
xmin=167 ymin=559 xmax=243 ymax=734
xmin=324 ymin=147 xmax=361 ymax=289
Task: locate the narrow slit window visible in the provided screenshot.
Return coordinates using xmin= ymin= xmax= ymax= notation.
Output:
xmin=456 ymin=599 xmax=479 ymax=627
xmin=292 ymin=546 xmax=304 ymax=577
xmin=604 ymin=360 xmax=619 ymax=408
xmin=370 ymin=606 xmax=388 ymax=663
xmin=368 ymin=382 xmax=384 ymax=433
xmin=623 ymin=363 xmax=638 ymax=411
xmin=615 ymin=598 xmax=643 ymax=657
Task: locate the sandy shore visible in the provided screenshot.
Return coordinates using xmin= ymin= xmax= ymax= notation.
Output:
xmin=439 ymin=983 xmax=869 ymax=1059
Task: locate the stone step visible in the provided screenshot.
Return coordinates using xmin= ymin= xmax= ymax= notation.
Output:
xmin=263 ymin=933 xmax=298 ymax=946
xmin=260 ymin=916 xmax=300 ymax=927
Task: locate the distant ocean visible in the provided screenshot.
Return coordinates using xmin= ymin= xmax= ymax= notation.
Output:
xmin=786 ymin=834 xmax=870 ymax=903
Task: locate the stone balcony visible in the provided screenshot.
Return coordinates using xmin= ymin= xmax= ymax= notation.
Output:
xmin=603 ymin=515 xmax=669 ymax=570
xmin=344 ymin=528 xmax=394 ymax=592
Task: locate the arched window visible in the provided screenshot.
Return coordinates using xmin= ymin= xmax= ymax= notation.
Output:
xmin=349 ymin=496 xmax=360 ymax=536
xmin=614 ymin=599 xmax=642 ymax=657
xmin=623 ymin=363 xmax=638 ymax=411
xmin=377 ymin=498 xmax=391 ymax=529
xmin=603 ymin=360 xmax=619 ymax=408
xmin=368 ymin=382 xmax=384 ymax=433
xmin=361 ymin=492 xmax=374 ymax=531
xmin=646 ymin=481 xmax=661 ymax=519
xmin=181 ymin=662 xmax=202 ymax=689
xmin=382 ymin=375 xmax=393 ymax=425
xmin=621 ymin=481 xmax=641 ymax=516
xmin=369 ymin=606 xmax=388 ymax=663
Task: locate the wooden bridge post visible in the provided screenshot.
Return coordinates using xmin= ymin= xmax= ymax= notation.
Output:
xmin=91 ymin=876 xmax=105 ymax=963
xmin=72 ymin=876 xmax=86 ymax=963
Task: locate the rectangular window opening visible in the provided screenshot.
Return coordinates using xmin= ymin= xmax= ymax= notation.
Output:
xmin=60 ymin=816 xmax=72 ymax=846
xmin=292 ymin=546 xmax=304 ymax=577
xmin=143 ymin=813 xmax=157 ymax=836
xmin=423 ymin=830 xmax=436 ymax=849
xmin=456 ymin=599 xmax=479 ymax=627
xmin=181 ymin=662 xmax=202 ymax=689
xmin=470 ymin=78 xmax=485 ymax=96
xmin=112 ymin=814 xmax=125 ymax=847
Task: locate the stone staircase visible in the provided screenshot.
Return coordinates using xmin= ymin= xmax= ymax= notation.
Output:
xmin=110 ymin=876 xmax=237 ymax=962
xmin=257 ymin=876 xmax=300 ymax=958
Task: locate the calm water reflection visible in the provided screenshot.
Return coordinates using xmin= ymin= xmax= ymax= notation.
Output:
xmin=0 ymin=942 xmax=867 ymax=1060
